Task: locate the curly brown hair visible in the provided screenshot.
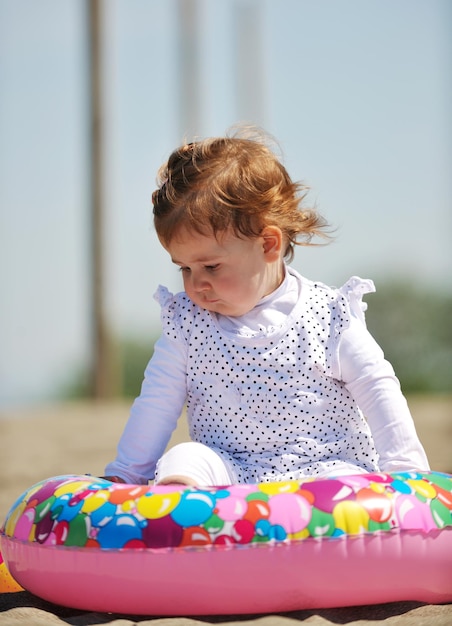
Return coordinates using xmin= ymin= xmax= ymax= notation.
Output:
xmin=152 ymin=128 xmax=331 ymax=261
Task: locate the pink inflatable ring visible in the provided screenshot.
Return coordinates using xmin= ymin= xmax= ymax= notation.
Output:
xmin=1 ymin=470 xmax=452 ymax=615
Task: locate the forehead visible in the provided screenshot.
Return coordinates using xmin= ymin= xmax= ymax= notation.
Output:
xmin=165 ymin=227 xmax=252 ymax=264
xmin=165 ymin=228 xmax=229 ymax=261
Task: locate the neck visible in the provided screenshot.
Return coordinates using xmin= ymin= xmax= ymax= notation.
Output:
xmin=263 ymin=262 xmax=285 ymax=298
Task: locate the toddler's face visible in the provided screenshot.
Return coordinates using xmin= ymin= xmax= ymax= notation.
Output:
xmin=163 ymin=227 xmax=283 ymax=317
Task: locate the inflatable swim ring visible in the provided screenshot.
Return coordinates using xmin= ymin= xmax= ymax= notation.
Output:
xmin=1 ymin=471 xmax=451 ymax=615
xmin=0 ymin=549 xmax=22 ymax=593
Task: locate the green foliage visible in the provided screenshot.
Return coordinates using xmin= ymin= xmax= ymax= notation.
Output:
xmin=60 ymin=336 xmax=157 ymax=400
xmin=60 ymin=368 xmax=91 ymax=401
xmin=365 ymin=282 xmax=452 ymax=393
xmin=119 ymin=337 xmax=156 ymax=398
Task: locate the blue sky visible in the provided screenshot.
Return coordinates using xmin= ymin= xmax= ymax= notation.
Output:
xmin=1 ymin=0 xmax=451 ymax=406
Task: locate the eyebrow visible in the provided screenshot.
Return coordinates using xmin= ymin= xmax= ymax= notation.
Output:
xmin=171 ymin=256 xmax=221 ymax=265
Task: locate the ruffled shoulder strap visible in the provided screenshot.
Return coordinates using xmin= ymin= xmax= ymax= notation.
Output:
xmin=153 ymin=285 xmax=198 ymax=343
xmin=338 ymin=276 xmax=375 ymax=325
xmin=154 ymin=285 xmax=174 ymax=309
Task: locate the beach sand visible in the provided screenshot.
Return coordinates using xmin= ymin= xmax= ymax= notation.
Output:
xmin=0 ymin=396 xmax=451 ymax=625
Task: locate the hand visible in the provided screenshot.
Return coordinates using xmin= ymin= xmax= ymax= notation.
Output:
xmin=100 ymin=475 xmax=126 ymax=483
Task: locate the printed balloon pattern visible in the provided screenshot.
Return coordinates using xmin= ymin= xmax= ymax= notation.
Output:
xmin=2 ymin=471 xmax=452 ymax=551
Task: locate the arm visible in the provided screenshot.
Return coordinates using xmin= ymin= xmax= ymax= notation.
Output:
xmin=338 ymin=316 xmax=430 ymax=473
xmin=103 ymin=333 xmax=188 ymax=483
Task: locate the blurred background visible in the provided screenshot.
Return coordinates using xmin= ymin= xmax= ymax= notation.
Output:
xmin=1 ymin=0 xmax=451 ymax=408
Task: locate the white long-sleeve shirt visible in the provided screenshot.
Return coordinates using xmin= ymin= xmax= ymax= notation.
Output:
xmin=105 ymin=268 xmax=429 ymax=483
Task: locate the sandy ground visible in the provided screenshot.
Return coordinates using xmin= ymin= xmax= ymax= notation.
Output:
xmin=0 ymin=395 xmax=451 ymax=625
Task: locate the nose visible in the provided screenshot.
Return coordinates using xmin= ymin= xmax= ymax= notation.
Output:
xmin=191 ymin=271 xmax=210 ymax=292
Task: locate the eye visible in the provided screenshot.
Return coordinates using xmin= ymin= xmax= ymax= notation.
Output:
xmin=205 ymin=264 xmax=219 ymax=272
xmin=178 ymin=266 xmax=191 ymax=273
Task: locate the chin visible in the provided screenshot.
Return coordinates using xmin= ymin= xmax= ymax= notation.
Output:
xmin=217 ymin=304 xmax=251 ymax=317
xmin=203 ymin=302 xmax=232 ymax=316
xmin=198 ymin=299 xmax=252 ymax=317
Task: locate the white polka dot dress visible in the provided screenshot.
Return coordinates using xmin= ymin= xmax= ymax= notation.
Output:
xmin=156 ymin=268 xmax=380 ymax=483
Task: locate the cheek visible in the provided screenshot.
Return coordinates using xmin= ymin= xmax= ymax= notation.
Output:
xmin=220 ymin=276 xmax=253 ymax=301
xmin=215 ymin=275 xmax=239 ymax=294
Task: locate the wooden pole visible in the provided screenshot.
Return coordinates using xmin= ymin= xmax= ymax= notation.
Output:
xmin=176 ymin=0 xmax=201 ymax=140
xmin=87 ymin=0 xmax=119 ymax=398
xmin=234 ymin=0 xmax=266 ymax=126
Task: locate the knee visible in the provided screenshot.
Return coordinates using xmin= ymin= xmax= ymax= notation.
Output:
xmin=155 ymin=442 xmax=234 ymax=486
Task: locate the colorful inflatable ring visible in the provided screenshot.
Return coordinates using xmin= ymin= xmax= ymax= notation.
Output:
xmin=1 ymin=471 xmax=452 ymax=615
xmin=0 ymin=549 xmax=23 ymax=593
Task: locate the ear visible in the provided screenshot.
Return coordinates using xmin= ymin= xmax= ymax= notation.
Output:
xmin=261 ymin=226 xmax=283 ymax=262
